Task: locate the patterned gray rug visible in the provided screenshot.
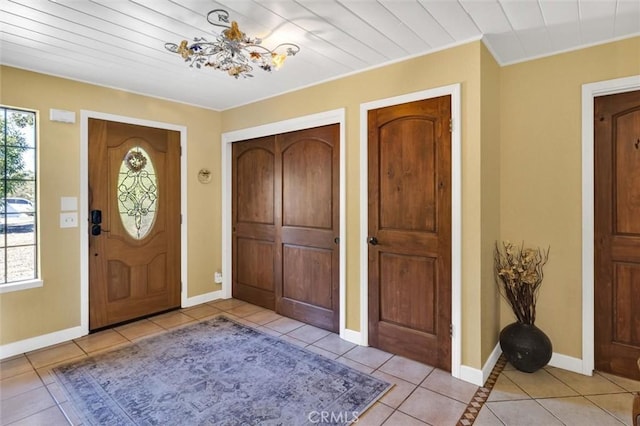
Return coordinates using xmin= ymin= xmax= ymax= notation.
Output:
xmin=54 ymin=316 xmax=391 ymax=425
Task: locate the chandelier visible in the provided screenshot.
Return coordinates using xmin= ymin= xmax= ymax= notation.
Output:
xmin=164 ymin=9 xmax=300 ymax=79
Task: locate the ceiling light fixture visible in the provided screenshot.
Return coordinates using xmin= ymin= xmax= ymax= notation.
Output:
xmin=164 ymin=9 xmax=300 ymax=79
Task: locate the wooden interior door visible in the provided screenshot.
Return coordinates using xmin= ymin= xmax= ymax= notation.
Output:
xmin=277 ymin=125 xmax=340 ymax=331
xmin=232 ymin=124 xmax=340 ymax=332
xmin=368 ymin=96 xmax=452 ymax=370
xmin=88 ymin=119 xmax=181 ymax=330
xmin=594 ymin=90 xmax=640 ymax=380
xmin=232 ymin=136 xmax=277 ymax=310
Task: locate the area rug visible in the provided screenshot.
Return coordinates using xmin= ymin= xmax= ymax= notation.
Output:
xmin=54 ymin=316 xmax=391 ymax=425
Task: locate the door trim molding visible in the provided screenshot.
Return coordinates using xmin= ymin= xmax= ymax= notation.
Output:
xmin=221 ymin=109 xmax=347 ymax=334
xmin=359 ymin=84 xmax=462 ymax=379
xmin=581 ymin=75 xmax=640 ymax=376
xmin=80 ymin=111 xmax=188 ymax=333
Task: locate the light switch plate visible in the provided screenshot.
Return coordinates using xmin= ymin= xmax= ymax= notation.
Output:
xmin=60 ymin=196 xmax=78 ymax=211
xmin=60 ymin=212 xmax=78 ymax=228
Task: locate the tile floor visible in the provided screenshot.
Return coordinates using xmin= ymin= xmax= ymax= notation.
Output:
xmin=0 ymin=299 xmax=637 ymax=425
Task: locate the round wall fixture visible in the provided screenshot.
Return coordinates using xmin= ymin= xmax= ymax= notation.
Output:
xmin=198 ymin=168 xmax=212 ymax=184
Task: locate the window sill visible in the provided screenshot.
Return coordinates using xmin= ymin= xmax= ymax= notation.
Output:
xmin=0 ymin=279 xmax=44 ymax=294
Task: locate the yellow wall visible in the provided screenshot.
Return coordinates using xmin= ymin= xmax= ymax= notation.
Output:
xmin=0 ymin=67 xmax=222 ymax=343
xmin=3 ymin=34 xmax=638 ymax=370
xmin=222 ymin=41 xmax=489 ymax=368
xmin=499 ymin=37 xmax=640 ymax=358
xmin=480 ymin=43 xmax=502 ymax=362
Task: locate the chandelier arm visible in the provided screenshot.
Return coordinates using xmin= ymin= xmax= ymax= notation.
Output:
xmin=270 ymin=43 xmax=301 ymax=55
xmin=207 ymin=9 xmax=231 ymax=30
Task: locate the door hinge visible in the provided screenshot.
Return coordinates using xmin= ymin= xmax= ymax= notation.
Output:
xmin=181 ymin=281 xmax=183 ymax=292
xmin=180 ymin=214 xmax=183 ymax=225
xmin=180 ymin=146 xmax=183 ymax=156
xmin=449 ymin=118 xmax=452 ymax=133
xmin=450 ymin=324 xmax=453 ymax=338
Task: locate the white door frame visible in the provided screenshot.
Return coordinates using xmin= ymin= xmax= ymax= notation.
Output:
xmin=220 ymin=109 xmax=347 ymax=336
xmin=581 ymin=75 xmax=640 ymax=375
xmin=79 ymin=111 xmax=188 ymax=333
xmin=359 ymin=84 xmax=462 ymax=380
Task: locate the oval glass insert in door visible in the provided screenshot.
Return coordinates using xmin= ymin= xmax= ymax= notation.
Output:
xmin=118 ymin=146 xmax=158 ymax=239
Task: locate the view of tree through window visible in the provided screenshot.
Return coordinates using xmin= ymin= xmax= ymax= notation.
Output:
xmin=1 ymin=106 xmax=37 ymax=284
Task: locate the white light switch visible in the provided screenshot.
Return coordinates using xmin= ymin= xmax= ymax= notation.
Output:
xmin=60 ymin=212 xmax=78 ymax=228
xmin=60 ymin=196 xmax=78 ymax=211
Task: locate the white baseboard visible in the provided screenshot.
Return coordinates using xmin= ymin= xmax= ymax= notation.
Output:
xmin=549 ymin=352 xmax=586 ymax=375
xmin=459 ymin=343 xmax=502 ymax=386
xmin=0 ymin=325 xmax=86 ymax=360
xmin=183 ymin=290 xmax=225 ymax=308
xmin=341 ymin=328 xmax=362 ymax=345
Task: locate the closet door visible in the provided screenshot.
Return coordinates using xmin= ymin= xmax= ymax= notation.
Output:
xmin=232 ymin=136 xmax=277 ymax=310
xmin=277 ymin=125 xmax=340 ymax=332
xmin=232 ymin=125 xmax=340 ymax=332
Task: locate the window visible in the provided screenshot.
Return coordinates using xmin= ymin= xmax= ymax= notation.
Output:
xmin=0 ymin=106 xmax=38 ymax=289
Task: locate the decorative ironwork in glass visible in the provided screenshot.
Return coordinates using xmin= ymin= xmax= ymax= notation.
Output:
xmin=118 ymin=146 xmax=157 ymax=239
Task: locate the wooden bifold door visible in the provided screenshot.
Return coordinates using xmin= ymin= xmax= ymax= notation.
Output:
xmin=232 ymin=124 xmax=340 ymax=332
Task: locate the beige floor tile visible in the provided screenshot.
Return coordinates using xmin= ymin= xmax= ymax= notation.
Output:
xmin=225 ymin=303 xmax=265 ymax=318
xmin=182 ymin=304 xmax=222 ymax=320
xmin=149 ymin=311 xmax=196 ymax=329
xmin=0 ymin=386 xmax=56 ymax=425
xmin=0 ymin=355 xmax=33 ymax=380
xmin=420 ymin=368 xmax=479 ymax=403
xmin=503 ymin=368 xmax=579 ymax=398
xmin=336 ymin=356 xmax=375 ymax=374
xmin=26 ymin=342 xmax=86 ymax=369
xmin=381 ymin=410 xmax=427 ymax=425
xmin=207 ymin=298 xmax=246 ymax=311
xmin=598 ymin=371 xmax=640 ymax=392
xmin=538 ymin=396 xmax=624 ymax=425
xmin=487 ymin=374 xmax=530 ymax=402
xmin=378 ymin=355 xmax=433 ymax=385
xmin=486 ymin=399 xmax=562 ymax=426
xmin=264 ymin=317 xmax=305 ymax=334
xmin=304 ymin=344 xmax=340 ymax=360
xmin=473 ymin=405 xmax=504 ymax=426
xmin=243 ymin=309 xmax=283 ymax=325
xmin=0 ymin=370 xmax=43 ymax=401
xmin=342 ymin=346 xmax=393 ymax=369
xmin=7 ymin=405 xmax=70 ymax=426
xmin=74 ymin=329 xmax=128 ymax=354
xmin=255 ymin=326 xmax=283 ymax=337
xmin=399 ymin=387 xmax=466 ymax=425
xmin=287 ymin=324 xmax=331 ymax=344
xmin=115 ymin=319 xmax=164 ymax=340
xmin=371 ymin=370 xmax=418 ymax=409
xmin=586 ymin=393 xmax=635 ymax=426
xmin=311 ymin=333 xmax=357 ymax=355
xmin=277 ymin=334 xmax=308 ymax=348
xmin=545 ymin=367 xmax=627 ymax=395
xmin=356 ymin=402 xmax=394 ymax=426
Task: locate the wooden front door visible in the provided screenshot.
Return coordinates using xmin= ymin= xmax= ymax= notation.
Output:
xmin=595 ymin=90 xmax=640 ymax=380
xmin=232 ymin=125 xmax=340 ymax=332
xmin=88 ymin=119 xmax=181 ymax=330
xmin=368 ymin=96 xmax=452 ymax=370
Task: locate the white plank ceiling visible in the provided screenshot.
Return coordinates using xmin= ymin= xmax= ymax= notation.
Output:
xmin=1 ymin=0 xmax=639 ymax=111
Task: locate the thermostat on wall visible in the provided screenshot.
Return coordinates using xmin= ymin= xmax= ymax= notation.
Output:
xmin=50 ymin=109 xmax=76 ymax=123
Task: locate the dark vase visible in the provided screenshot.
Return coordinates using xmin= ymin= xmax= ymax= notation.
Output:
xmin=499 ymin=322 xmax=552 ymax=373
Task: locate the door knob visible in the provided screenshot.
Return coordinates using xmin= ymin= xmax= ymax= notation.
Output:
xmin=368 ymin=236 xmax=378 ymax=245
